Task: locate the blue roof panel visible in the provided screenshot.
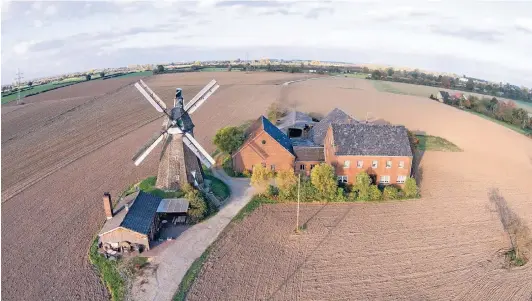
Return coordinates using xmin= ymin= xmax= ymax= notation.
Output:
xmin=120 ymin=191 xmax=162 ymax=235
xmin=261 ymin=116 xmax=294 ymax=155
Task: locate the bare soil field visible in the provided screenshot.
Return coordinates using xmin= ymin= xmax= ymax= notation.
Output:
xmin=188 ymin=77 xmax=532 ymax=300
xmin=0 ymin=72 xmax=319 ymax=301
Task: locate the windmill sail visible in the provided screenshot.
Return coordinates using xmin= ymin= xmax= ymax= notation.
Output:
xmin=132 ymin=132 xmax=165 ymax=166
xmin=183 ymin=133 xmax=215 ymax=168
xmin=184 ymin=79 xmax=219 ymax=114
xmin=135 ymin=83 xmax=166 ymax=113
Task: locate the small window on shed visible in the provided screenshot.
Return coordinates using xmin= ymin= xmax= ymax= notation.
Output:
xmin=261 ymin=140 xmax=266 ymax=144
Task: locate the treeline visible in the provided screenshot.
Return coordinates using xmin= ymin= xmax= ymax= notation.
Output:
xmin=432 ymin=94 xmax=532 ymax=135
xmin=152 ymin=63 xmax=361 ymax=75
xmin=370 ymin=68 xmax=532 ymax=103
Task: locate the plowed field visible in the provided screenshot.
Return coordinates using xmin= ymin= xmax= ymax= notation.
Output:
xmin=187 ymin=77 xmax=532 ymax=300
xmin=0 ymin=72 xmax=320 ymax=301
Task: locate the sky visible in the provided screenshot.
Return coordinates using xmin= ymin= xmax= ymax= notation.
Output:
xmin=1 ymin=0 xmax=532 ymax=86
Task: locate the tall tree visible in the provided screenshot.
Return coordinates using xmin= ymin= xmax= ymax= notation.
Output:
xmin=466 ymin=78 xmax=474 ymax=91
xmin=310 ymin=163 xmax=337 ymax=200
xmin=387 ymin=68 xmax=394 ymax=77
xmin=213 ymin=126 xmax=245 ymax=155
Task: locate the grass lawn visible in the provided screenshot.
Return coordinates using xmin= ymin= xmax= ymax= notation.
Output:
xmin=107 ymin=70 xmax=153 ymax=79
xmin=416 ymin=135 xmax=462 ymax=152
xmin=89 ymin=239 xmax=125 ymax=301
xmin=205 ymin=175 xmax=230 ymax=200
xmin=1 ymin=81 xmax=79 ymax=104
xmin=200 ymin=67 xmax=227 ymax=72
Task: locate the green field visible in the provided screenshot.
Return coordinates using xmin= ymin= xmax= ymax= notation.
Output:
xmin=200 ymin=67 xmax=228 ymax=72
xmin=2 ymin=71 xmax=153 ymax=104
xmin=416 ymin=135 xmax=462 ymax=152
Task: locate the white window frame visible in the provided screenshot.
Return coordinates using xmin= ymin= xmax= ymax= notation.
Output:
xmin=397 ymin=175 xmax=406 ymax=184
xmin=337 ymin=175 xmax=348 ymax=183
xmin=300 ymin=164 xmax=306 ymax=170
xmin=380 ymin=175 xmax=390 ymax=184
xmin=386 ymin=160 xmax=392 ymax=169
xmin=357 ymin=160 xmax=363 ymax=168
xmin=372 ymin=160 xmax=378 ymax=168
xmin=398 ymin=161 xmax=405 ymax=169
xmin=343 ymin=160 xmax=350 ymax=168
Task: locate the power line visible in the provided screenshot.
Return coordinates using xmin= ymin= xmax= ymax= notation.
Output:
xmin=15 ymin=68 xmax=24 ymax=105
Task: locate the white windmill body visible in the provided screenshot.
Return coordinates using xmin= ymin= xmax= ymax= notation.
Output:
xmin=133 ymin=79 xmax=219 ymax=190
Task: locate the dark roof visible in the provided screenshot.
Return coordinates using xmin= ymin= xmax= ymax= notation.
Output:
xmin=294 ymin=146 xmax=325 ymax=162
xmin=120 ymin=191 xmax=162 ymax=235
xmin=277 ymin=110 xmax=314 ymax=130
xmin=310 ymin=108 xmax=358 ymax=145
xmin=260 ymin=116 xmax=294 ymax=155
xmin=331 ymin=123 xmax=412 ymax=157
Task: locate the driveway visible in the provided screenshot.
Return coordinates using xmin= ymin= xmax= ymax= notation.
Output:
xmin=131 ymin=169 xmax=254 ymax=301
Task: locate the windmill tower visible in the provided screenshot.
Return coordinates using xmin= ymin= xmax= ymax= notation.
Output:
xmin=133 ymin=79 xmax=219 ymax=190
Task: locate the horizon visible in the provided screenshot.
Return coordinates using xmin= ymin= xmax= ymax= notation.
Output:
xmin=2 ymin=1 xmax=532 ymax=86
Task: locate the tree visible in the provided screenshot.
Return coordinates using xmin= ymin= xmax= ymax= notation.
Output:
xmin=383 ymin=186 xmax=399 ymax=200
xmin=85 ymin=74 xmax=92 ymax=81
xmin=276 ymin=170 xmax=297 ymax=193
xmin=27 ymin=81 xmax=33 ymax=87
xmin=182 ymin=184 xmax=207 ymax=222
xmin=466 ymin=78 xmax=474 ymax=91
xmin=488 ymin=97 xmax=499 ymax=112
xmin=403 ymin=178 xmax=419 ymax=198
xmin=363 ymin=67 xmax=370 ymax=74
xmin=512 ymin=108 xmax=529 ymax=128
xmin=100 ymin=71 xmax=105 ymax=78
xmin=250 ymin=164 xmax=273 ymax=187
xmin=213 ymin=126 xmax=245 ymax=155
xmin=353 ymin=171 xmax=372 ymax=201
xmin=227 ymin=65 xmax=232 ymax=72
xmin=371 ymin=70 xmax=382 ymax=79
xmin=387 ymin=68 xmax=394 ymax=77
xmin=441 ymin=76 xmax=451 ymax=88
xmin=157 ymin=65 xmax=165 ymax=73
xmin=310 ymin=163 xmax=337 ymax=200
xmin=267 ymin=102 xmax=286 ymax=123
xmin=369 ymin=185 xmax=382 ymax=201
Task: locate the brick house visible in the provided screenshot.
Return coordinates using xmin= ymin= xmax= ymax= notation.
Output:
xmin=324 ymin=123 xmax=413 ymax=187
xmin=232 ymin=116 xmax=295 ymax=173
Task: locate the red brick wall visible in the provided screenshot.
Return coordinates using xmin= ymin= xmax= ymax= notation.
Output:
xmin=294 ymin=161 xmax=321 ymax=176
xmin=324 ymin=127 xmax=412 ymax=186
xmin=233 ymin=130 xmax=295 ymax=173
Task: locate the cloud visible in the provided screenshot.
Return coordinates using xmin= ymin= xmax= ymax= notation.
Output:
xmin=44 ymin=5 xmax=57 ymax=15
xmin=305 ymin=7 xmax=334 ymax=19
xmin=215 ymin=1 xmax=289 ymax=8
xmin=430 ymin=25 xmax=503 ymax=43
xmin=33 ymin=20 xmax=43 ymax=28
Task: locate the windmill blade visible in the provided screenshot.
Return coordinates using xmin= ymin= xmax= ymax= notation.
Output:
xmin=184 ymin=79 xmax=219 ymax=114
xmin=132 ymin=132 xmax=165 ymax=166
xmin=183 ymin=133 xmax=215 ymax=168
xmin=139 ymin=80 xmax=167 ymax=110
xmin=135 ymin=82 xmax=166 ymax=113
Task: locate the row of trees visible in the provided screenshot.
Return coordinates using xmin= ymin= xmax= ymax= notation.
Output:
xmin=440 ymin=95 xmax=531 ymax=132
xmin=251 ymin=163 xmax=419 ymax=203
xmin=370 ymin=68 xmax=531 ymax=103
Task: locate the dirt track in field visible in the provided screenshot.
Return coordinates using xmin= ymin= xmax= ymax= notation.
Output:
xmin=0 ymin=72 xmax=319 ymax=301
xmin=187 ymin=77 xmax=532 ymax=300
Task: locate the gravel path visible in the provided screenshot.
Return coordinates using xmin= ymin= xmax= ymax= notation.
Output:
xmin=131 ymin=169 xmax=255 ymax=301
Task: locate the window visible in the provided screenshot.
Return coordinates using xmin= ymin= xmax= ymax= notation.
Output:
xmin=380 ymin=175 xmax=390 ymax=184
xmin=343 ymin=160 xmax=350 ymax=168
xmin=261 ymin=162 xmax=266 ymax=168
xmin=300 ymin=164 xmax=306 ymax=170
xmin=397 ymin=175 xmax=406 ymax=184
xmin=261 ymin=140 xmax=266 ymax=144
xmin=399 ymin=161 xmax=405 ymax=168
xmin=337 ymin=175 xmax=348 ymax=184
xmin=357 ymin=160 xmax=363 ymax=168
xmin=372 ymin=160 xmax=378 ymax=168
xmin=271 ymin=165 xmax=276 ymax=171
xmin=386 ymin=160 xmax=392 ymax=169
xmin=310 ymin=164 xmax=316 ymax=170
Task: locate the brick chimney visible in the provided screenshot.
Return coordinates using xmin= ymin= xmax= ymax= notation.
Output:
xmin=103 ymin=192 xmax=113 ymax=219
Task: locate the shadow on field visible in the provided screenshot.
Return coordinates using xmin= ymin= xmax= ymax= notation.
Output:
xmin=266 ymin=205 xmax=353 ymax=300
xmin=411 ymin=130 xmax=426 ymax=186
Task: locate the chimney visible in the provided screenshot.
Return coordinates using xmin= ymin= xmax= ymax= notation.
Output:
xmin=103 ymin=192 xmax=113 ymax=219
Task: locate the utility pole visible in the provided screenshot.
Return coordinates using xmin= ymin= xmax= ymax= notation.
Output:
xmin=15 ymin=68 xmax=24 ymax=105
xmin=296 ymin=173 xmax=301 ymax=233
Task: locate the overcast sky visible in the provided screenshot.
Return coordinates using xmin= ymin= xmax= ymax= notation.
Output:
xmin=2 ymin=0 xmax=532 ymax=86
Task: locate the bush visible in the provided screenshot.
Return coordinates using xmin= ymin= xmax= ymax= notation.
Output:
xmin=310 ymin=163 xmax=338 ymax=200
xmin=403 ymin=178 xmax=419 ymax=198
xmin=353 ymin=171 xmax=372 ymax=201
xmin=369 ymin=185 xmax=382 ymax=200
xmin=250 ymin=164 xmax=273 ymax=187
xmin=276 ymin=170 xmax=297 ymax=191
xmin=182 ymin=184 xmax=207 ymax=222
xmin=383 ymin=186 xmax=399 ymax=200
xmin=213 ymin=126 xmax=245 ymax=155
xmin=265 ymin=185 xmax=278 ymax=198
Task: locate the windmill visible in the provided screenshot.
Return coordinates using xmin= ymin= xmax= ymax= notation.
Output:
xmin=133 ymin=79 xmax=220 ymax=190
